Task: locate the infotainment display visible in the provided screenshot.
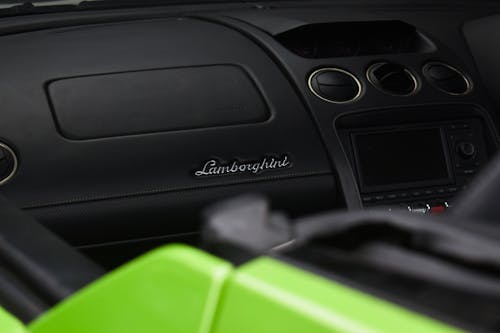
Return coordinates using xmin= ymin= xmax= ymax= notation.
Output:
xmin=353 ymin=128 xmax=453 ymax=192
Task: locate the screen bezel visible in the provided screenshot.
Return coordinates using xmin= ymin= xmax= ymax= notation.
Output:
xmin=351 ymin=127 xmax=455 ymax=193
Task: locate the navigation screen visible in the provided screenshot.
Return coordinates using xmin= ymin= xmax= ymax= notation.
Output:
xmin=354 ymin=128 xmax=451 ymax=190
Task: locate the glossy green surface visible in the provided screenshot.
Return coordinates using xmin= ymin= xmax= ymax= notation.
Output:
xmin=212 ymin=257 xmax=464 ymax=333
xmin=29 ymin=245 xmax=232 ymax=333
xmin=14 ymin=245 xmax=463 ymax=333
xmin=0 ymin=306 xmax=27 ymax=333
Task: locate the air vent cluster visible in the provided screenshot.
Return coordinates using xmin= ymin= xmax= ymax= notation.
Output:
xmin=307 ymin=62 xmax=472 ymax=103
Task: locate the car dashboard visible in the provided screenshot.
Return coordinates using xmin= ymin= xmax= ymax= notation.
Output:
xmin=0 ymin=0 xmax=499 ymax=266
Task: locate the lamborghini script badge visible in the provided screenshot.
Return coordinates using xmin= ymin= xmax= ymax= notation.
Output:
xmin=194 ymin=155 xmax=292 ymax=177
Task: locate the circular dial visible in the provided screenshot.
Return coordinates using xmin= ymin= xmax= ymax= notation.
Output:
xmin=456 ymin=142 xmax=477 ymax=160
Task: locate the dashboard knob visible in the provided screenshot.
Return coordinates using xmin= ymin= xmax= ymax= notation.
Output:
xmin=457 ymin=142 xmax=476 ymax=159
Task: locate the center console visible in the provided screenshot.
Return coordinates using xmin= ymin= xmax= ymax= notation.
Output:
xmin=338 ymin=106 xmax=497 ymax=214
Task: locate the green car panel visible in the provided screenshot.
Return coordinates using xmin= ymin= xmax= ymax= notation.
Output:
xmin=0 ymin=245 xmax=463 ymax=333
xmin=29 ymin=245 xmax=232 ymax=333
xmin=212 ymin=257 xmax=463 ymax=333
xmin=0 ymin=307 xmax=27 ymax=333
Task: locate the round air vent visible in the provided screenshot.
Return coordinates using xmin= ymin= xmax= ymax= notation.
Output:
xmin=423 ymin=62 xmax=472 ymax=95
xmin=0 ymin=142 xmax=17 ymax=186
xmin=308 ymin=68 xmax=362 ymax=104
xmin=367 ymin=62 xmax=419 ymax=96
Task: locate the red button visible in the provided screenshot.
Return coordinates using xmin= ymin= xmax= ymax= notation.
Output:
xmin=430 ymin=205 xmax=446 ymax=214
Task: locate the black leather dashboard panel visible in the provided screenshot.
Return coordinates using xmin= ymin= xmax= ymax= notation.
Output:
xmin=0 ymin=16 xmax=337 ymax=245
xmin=48 ymin=64 xmax=270 ymax=139
xmin=0 ymin=18 xmax=332 ymax=209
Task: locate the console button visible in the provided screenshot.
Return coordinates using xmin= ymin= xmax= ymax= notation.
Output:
xmin=449 ymin=123 xmax=470 ymax=130
xmin=462 ymin=169 xmax=476 ymax=175
xmin=430 ymin=204 xmax=446 ymax=214
xmin=387 ymin=205 xmax=410 ymax=213
xmin=387 ymin=194 xmax=397 ymax=200
xmin=410 ymin=203 xmax=429 ymax=214
xmin=362 ymin=196 xmax=373 ymax=203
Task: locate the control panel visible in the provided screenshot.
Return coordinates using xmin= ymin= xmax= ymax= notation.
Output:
xmin=349 ymin=119 xmax=488 ymax=214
